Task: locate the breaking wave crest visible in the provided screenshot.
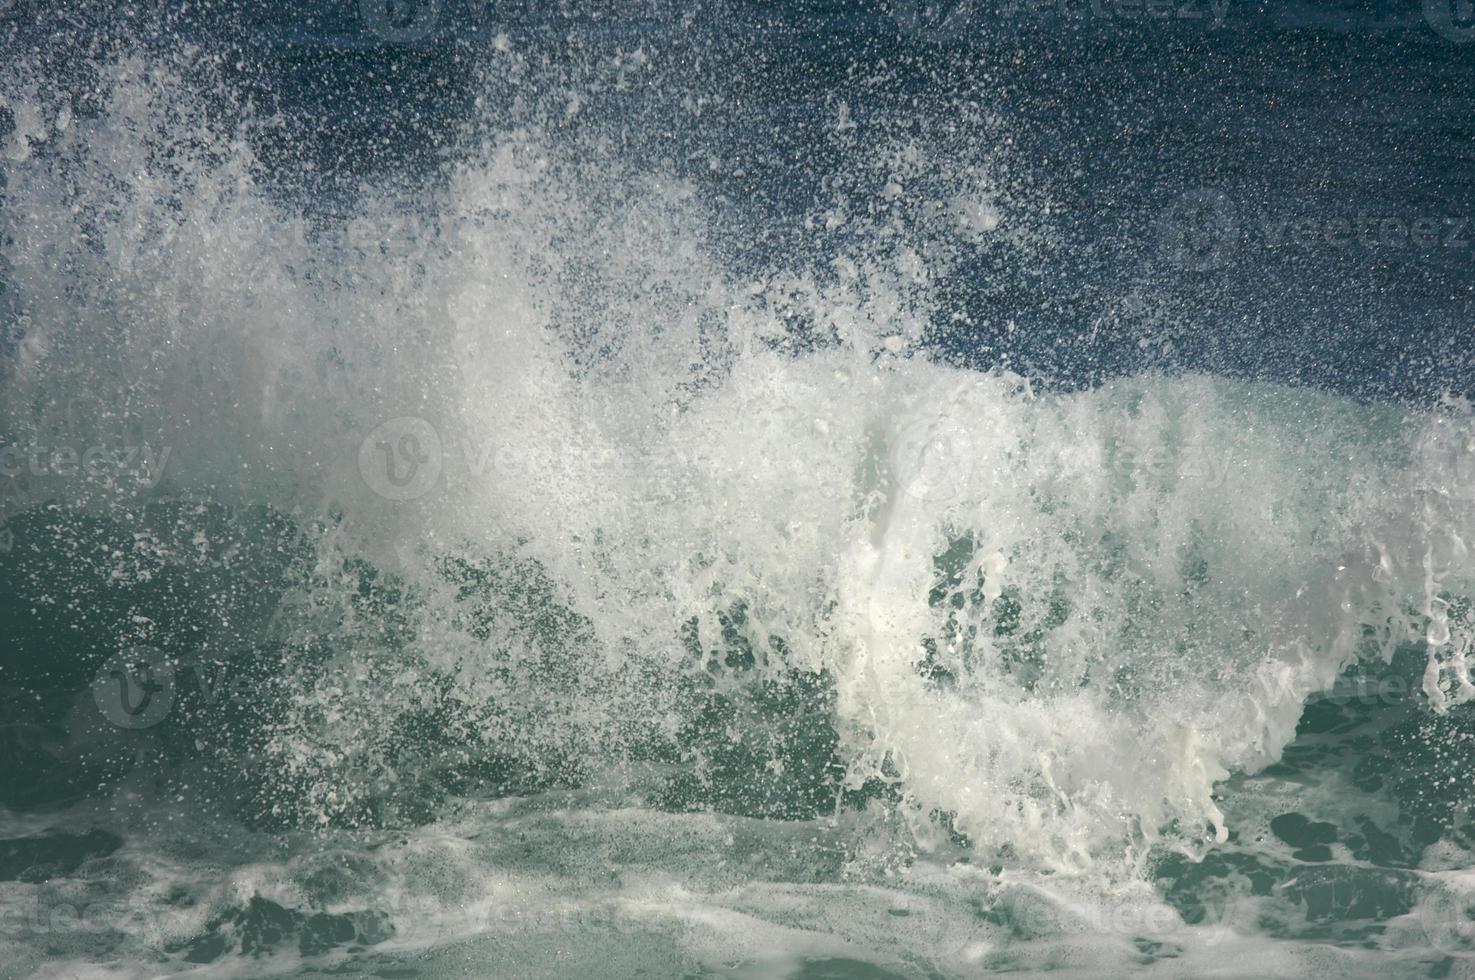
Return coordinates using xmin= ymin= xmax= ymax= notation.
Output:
xmin=2 ymin=42 xmax=1474 ymax=891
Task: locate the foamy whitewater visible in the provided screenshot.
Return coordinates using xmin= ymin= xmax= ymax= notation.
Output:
xmin=2 ymin=8 xmax=1475 ymax=979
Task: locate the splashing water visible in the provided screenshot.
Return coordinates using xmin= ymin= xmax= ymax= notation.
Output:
xmin=2 ymin=14 xmax=1475 ymax=979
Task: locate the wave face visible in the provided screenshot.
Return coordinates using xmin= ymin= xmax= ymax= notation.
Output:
xmin=2 ymin=6 xmax=1475 ymax=978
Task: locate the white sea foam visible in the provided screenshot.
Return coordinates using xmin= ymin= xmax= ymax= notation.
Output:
xmin=1 ymin=52 xmax=1473 ymax=894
